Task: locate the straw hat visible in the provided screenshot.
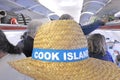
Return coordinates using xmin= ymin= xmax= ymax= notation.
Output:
xmin=9 ymin=20 xmax=120 ymax=80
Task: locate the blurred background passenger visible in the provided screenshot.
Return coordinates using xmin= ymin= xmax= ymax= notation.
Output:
xmin=87 ymin=33 xmax=114 ymax=62
xmin=59 ymin=14 xmax=73 ymax=20
xmin=113 ymin=43 xmax=120 ymax=55
xmin=17 ymin=19 xmax=48 ymax=57
xmin=59 ymin=14 xmax=106 ymax=35
xmin=0 ymin=30 xmax=33 ymax=80
xmin=116 ymin=54 xmax=120 ymax=67
xmin=10 ymin=17 xmax=18 ymax=24
xmin=112 ymin=43 xmax=120 ymax=63
xmin=17 ymin=31 xmax=27 ymax=52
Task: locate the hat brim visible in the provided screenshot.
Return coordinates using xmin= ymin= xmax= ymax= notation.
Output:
xmin=9 ymin=57 xmax=120 ymax=80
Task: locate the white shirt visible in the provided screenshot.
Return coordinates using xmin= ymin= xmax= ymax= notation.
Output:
xmin=0 ymin=53 xmax=34 ymax=80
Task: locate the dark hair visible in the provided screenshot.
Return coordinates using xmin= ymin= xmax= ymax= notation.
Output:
xmin=0 ymin=30 xmax=21 ymax=54
xmin=59 ymin=14 xmax=73 ymax=20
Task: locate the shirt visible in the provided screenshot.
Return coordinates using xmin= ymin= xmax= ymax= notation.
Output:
xmin=89 ymin=51 xmax=114 ymax=62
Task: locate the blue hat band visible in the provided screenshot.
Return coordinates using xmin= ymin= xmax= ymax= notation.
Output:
xmin=32 ymin=48 xmax=89 ymax=62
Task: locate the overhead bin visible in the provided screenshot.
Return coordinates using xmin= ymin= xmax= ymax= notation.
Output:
xmin=80 ymin=0 xmax=111 ymax=25
xmin=0 ymin=0 xmax=57 ymax=25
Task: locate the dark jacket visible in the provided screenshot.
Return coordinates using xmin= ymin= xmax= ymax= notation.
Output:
xmin=22 ymin=36 xmax=34 ymax=57
xmin=81 ymin=20 xmax=105 ymax=35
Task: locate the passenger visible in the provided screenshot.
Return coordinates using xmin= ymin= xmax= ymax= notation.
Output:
xmin=10 ymin=17 xmax=18 ymax=24
xmin=116 ymin=54 xmax=120 ymax=67
xmin=16 ymin=31 xmax=27 ymax=52
xmin=87 ymin=33 xmax=114 ymax=62
xmin=59 ymin=14 xmax=73 ymax=20
xmin=59 ymin=14 xmax=105 ymax=35
xmin=113 ymin=43 xmax=120 ymax=55
xmin=0 ymin=30 xmax=33 ymax=80
xmin=19 ymin=19 xmax=47 ymax=57
xmin=113 ymin=43 xmax=120 ymax=63
xmin=10 ymin=20 xmax=120 ymax=80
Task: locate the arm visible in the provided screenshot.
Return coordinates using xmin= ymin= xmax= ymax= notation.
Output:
xmin=80 ymin=20 xmax=105 ymax=35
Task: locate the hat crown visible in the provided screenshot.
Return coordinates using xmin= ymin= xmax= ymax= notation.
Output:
xmin=34 ymin=20 xmax=87 ymax=49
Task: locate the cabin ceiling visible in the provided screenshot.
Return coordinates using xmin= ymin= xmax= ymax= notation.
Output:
xmin=0 ymin=0 xmax=54 ymax=19
xmin=0 ymin=0 xmax=120 ymax=25
xmin=0 ymin=0 xmax=83 ymax=22
xmin=39 ymin=0 xmax=83 ymax=22
xmin=97 ymin=0 xmax=120 ymax=17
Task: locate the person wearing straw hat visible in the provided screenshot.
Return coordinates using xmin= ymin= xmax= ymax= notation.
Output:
xmin=9 ymin=20 xmax=120 ymax=80
xmin=59 ymin=14 xmax=105 ymax=35
xmin=87 ymin=33 xmax=114 ymax=62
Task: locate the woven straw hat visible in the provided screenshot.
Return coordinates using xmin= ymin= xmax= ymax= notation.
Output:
xmin=10 ymin=20 xmax=120 ymax=80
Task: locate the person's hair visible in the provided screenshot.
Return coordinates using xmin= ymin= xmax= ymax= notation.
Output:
xmin=0 ymin=30 xmax=21 ymax=54
xmin=117 ymin=55 xmax=120 ymax=61
xmin=27 ymin=19 xmax=46 ymax=38
xmin=87 ymin=33 xmax=107 ymax=56
xmin=59 ymin=14 xmax=73 ymax=20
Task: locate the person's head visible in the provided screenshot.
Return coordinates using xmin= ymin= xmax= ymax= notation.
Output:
xmin=0 ymin=30 xmax=20 ymax=54
xmin=59 ymin=14 xmax=73 ymax=20
xmin=27 ymin=19 xmax=47 ymax=38
xmin=87 ymin=33 xmax=107 ymax=55
xmin=10 ymin=20 xmax=120 ymax=80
